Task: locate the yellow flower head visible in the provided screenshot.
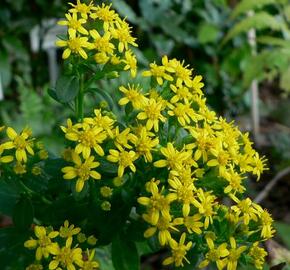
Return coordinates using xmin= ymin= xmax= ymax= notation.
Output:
xmin=2 ymin=127 xmax=34 ymax=163
xmin=56 ymin=32 xmax=93 ymax=59
xmin=163 ymin=233 xmax=192 ymax=267
xmin=107 ymin=147 xmax=137 ymax=177
xmin=62 ymin=152 xmax=101 ymax=192
xmin=49 ymin=237 xmax=83 ymax=270
xmin=58 ymin=12 xmax=88 ymax=36
xmin=24 ymin=226 xmax=59 ymax=261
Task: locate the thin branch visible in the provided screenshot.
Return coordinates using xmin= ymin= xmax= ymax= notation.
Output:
xmin=254 ymin=167 xmax=290 ymax=203
xmin=247 ymin=10 xmax=260 ymax=145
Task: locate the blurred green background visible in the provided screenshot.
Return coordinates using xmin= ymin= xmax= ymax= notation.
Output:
xmin=1 ymin=0 xmax=290 ymax=268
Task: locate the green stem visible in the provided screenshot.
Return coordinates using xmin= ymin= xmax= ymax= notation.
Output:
xmin=19 ymin=180 xmax=53 ymax=205
xmin=77 ymin=74 xmax=84 ymax=122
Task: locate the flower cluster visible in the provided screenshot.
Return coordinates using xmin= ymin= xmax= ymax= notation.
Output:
xmin=59 ymin=54 xmax=273 ymax=269
xmin=56 ymin=1 xmax=138 ymax=77
xmin=52 ymin=1 xmax=273 ymax=269
xmin=24 ymin=220 xmax=98 ymax=270
xmin=0 ymin=126 xmax=47 ymax=175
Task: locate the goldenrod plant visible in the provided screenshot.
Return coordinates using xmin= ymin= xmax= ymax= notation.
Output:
xmin=0 ymin=1 xmax=274 ymax=269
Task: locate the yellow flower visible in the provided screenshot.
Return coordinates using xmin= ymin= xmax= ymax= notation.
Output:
xmin=248 ymin=242 xmax=267 ymax=269
xmin=110 ymin=19 xmax=137 ymax=52
xmin=1 ymin=127 xmax=34 ymax=163
xmin=251 ymin=152 xmax=268 ymax=181
xmin=49 ymin=237 xmax=83 ymax=270
xmin=90 ymin=3 xmax=118 ymax=31
xmin=259 ymin=209 xmax=275 ymax=239
xmin=191 ymin=75 xmax=204 ymax=94
xmin=198 ymin=237 xmax=229 ymax=270
xmin=207 ymin=144 xmax=231 ymax=178
xmin=59 ymin=220 xmax=81 ymax=240
xmin=186 ymin=125 xmax=215 ymax=162
xmin=169 ymin=84 xmax=192 ymax=103
xmin=168 ymin=59 xmax=193 ymax=87
xmin=58 ymin=12 xmax=88 ymax=36
xmin=168 ymin=177 xmax=196 ymax=216
xmin=69 ymin=0 xmax=95 ymax=19
xmin=118 ymin=84 xmax=147 ymax=109
xmin=174 ymin=214 xmax=203 ymax=234
xmin=56 ymin=32 xmax=93 ymax=59
xmin=192 ymin=189 xmax=216 ymax=229
xmin=122 ymin=50 xmax=137 ymax=78
xmin=224 ymin=167 xmax=245 ymax=195
xmin=107 ymin=147 xmax=137 ymax=177
xmin=113 ymin=127 xmax=135 ymax=150
xmin=137 ymin=98 xmax=166 ymax=132
xmin=64 ymin=122 xmax=107 ymax=158
xmin=142 ymin=62 xmax=173 ymax=85
xmin=82 ymin=249 xmax=100 ymax=270
xmin=163 ymin=233 xmax=192 ymax=267
xmin=230 ymin=196 xmax=260 ymax=225
xmin=62 ymin=152 xmax=101 ymax=192
xmin=154 ymin=143 xmax=191 ymax=170
xmin=143 ymin=215 xmax=178 ymax=246
xmin=90 ymin=29 xmax=115 ymax=54
xmin=24 ymin=226 xmax=59 ymax=261
xmin=84 ymin=109 xmax=115 ymax=138
xmin=167 ymin=102 xmax=200 ymax=126
xmin=223 ymin=237 xmax=247 ymax=270
xmin=130 ymin=127 xmax=159 ymax=162
xmin=138 ymin=180 xmax=175 ymax=225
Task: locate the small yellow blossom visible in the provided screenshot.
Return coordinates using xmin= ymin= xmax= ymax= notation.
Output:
xmin=118 ymin=84 xmax=147 ymax=109
xmin=58 ymin=12 xmax=88 ymax=36
xmin=2 ymin=127 xmax=34 ymax=163
xmin=56 ymin=32 xmax=93 ymax=59
xmin=107 ymin=147 xmax=137 ymax=177
xmin=249 ymin=242 xmax=267 ymax=269
xmin=154 ymin=143 xmax=191 ymax=170
xmin=24 ymin=226 xmax=59 ymax=261
xmin=82 ymin=249 xmax=100 ymax=270
xmin=59 ymin=220 xmax=81 ymax=240
xmin=138 ymin=180 xmax=175 ymax=225
xmin=49 ymin=237 xmax=83 ymax=270
xmin=62 ymin=152 xmax=101 ymax=192
xmin=69 ymin=0 xmax=95 ymax=19
xmin=198 ymin=236 xmax=229 ymax=270
xmin=163 ymin=233 xmax=192 ymax=267
xmin=223 ymin=237 xmax=247 ymax=270
xmin=143 ymin=215 xmax=178 ymax=246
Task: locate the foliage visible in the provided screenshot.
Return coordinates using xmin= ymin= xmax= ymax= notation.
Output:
xmin=225 ymin=0 xmax=290 ymax=95
xmin=0 ymin=1 xmax=275 ymax=270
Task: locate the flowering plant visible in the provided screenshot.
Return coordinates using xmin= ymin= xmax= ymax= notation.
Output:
xmin=0 ymin=1 xmax=274 ymax=269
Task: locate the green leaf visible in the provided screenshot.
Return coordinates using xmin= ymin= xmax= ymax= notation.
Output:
xmin=197 ymin=23 xmax=219 ymax=44
xmin=230 ymin=0 xmax=278 ymax=19
xmin=257 ymin=36 xmax=290 ymax=47
xmin=280 ymin=67 xmax=290 ymax=93
xmin=275 ymin=222 xmax=290 ymax=249
xmin=12 ymin=196 xmax=34 ymax=230
xmin=55 ymin=75 xmax=79 ymax=103
xmin=112 ymin=233 xmax=139 ymax=270
xmin=47 ymin=88 xmax=59 ymax=102
xmin=223 ymin=12 xmax=283 ymax=44
xmin=0 ymin=178 xmax=21 ymax=215
xmin=112 ymin=0 xmax=138 ymax=23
